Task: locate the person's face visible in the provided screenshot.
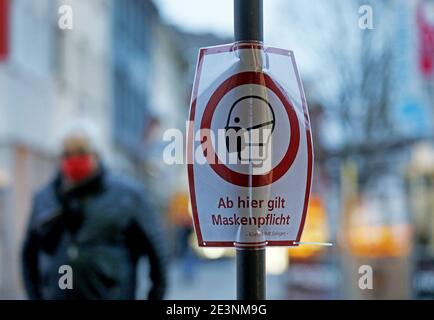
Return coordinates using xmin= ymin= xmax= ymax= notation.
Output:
xmin=60 ymin=134 xmax=98 ymax=184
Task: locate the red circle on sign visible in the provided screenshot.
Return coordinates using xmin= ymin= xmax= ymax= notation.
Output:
xmin=200 ymin=71 xmax=300 ymax=187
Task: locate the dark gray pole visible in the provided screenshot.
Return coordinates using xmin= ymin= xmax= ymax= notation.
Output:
xmin=234 ymin=0 xmax=266 ymax=300
xmin=236 ymin=247 xmax=266 ymax=300
xmin=234 ymin=0 xmax=263 ymax=42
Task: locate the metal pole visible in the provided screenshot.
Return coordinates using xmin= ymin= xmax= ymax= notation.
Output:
xmin=234 ymin=0 xmax=266 ymax=300
xmin=236 ymin=247 xmax=266 ymax=300
xmin=234 ymin=0 xmax=263 ymax=42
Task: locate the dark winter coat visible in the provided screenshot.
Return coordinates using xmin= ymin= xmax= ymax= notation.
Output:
xmin=21 ymin=167 xmax=167 ymax=300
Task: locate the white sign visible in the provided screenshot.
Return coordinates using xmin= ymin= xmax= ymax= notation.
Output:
xmin=187 ymin=43 xmax=313 ymax=248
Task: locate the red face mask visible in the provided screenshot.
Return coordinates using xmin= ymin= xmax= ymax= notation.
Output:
xmin=61 ymin=154 xmax=95 ymax=183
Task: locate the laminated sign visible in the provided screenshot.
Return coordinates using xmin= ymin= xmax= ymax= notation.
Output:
xmin=187 ymin=42 xmax=313 ymax=248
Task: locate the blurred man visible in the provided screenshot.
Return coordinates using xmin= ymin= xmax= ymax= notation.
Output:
xmin=22 ymin=122 xmax=167 ymax=300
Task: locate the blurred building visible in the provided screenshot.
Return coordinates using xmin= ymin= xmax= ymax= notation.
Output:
xmin=110 ymin=0 xmax=189 ymax=209
xmin=338 ymin=0 xmax=434 ymax=299
xmin=301 ymin=0 xmax=434 ymax=299
xmin=56 ymin=0 xmax=113 ymax=159
xmin=111 ymin=0 xmax=158 ymax=171
xmin=0 ymin=0 xmax=230 ymax=298
xmin=0 ymin=0 xmax=114 ymax=298
xmin=0 ymin=0 xmax=59 ymax=298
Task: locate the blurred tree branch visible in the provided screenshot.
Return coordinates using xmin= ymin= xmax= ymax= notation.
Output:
xmin=280 ymin=0 xmax=402 ymax=188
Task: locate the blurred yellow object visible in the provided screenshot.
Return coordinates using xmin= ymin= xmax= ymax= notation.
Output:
xmin=347 ymin=224 xmax=412 ymax=258
xmin=339 ymin=158 xmax=413 ymax=259
xmin=289 ymin=195 xmax=329 ymax=259
xmin=167 ymin=191 xmax=192 ymax=227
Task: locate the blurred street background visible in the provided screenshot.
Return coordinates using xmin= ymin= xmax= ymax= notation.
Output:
xmin=1 ymin=0 xmax=434 ymax=299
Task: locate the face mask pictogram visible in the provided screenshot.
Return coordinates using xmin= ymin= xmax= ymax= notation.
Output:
xmin=224 ymin=95 xmax=275 ymax=167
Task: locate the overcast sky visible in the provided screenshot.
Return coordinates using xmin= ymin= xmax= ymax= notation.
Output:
xmin=152 ymin=0 xmax=320 ymax=75
xmin=154 ymin=0 xmax=234 ymax=36
xmin=154 ymin=0 xmax=286 ymax=43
